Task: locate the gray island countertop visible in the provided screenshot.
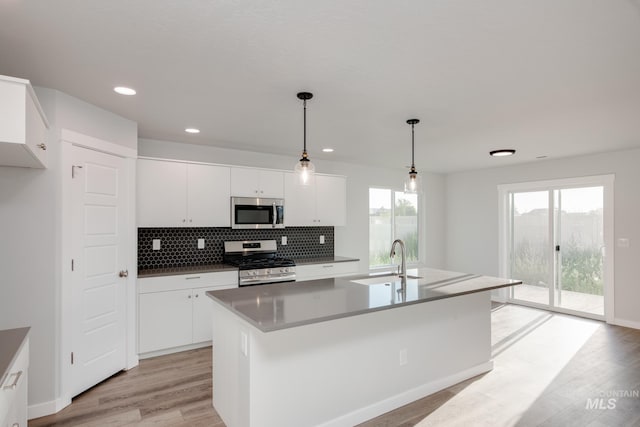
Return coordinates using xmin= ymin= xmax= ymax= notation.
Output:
xmin=207 ymin=267 xmax=521 ymax=332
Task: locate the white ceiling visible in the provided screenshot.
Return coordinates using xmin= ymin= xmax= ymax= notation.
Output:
xmin=1 ymin=0 xmax=639 ymax=173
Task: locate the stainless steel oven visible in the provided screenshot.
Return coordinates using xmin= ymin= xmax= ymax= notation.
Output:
xmin=223 ymin=240 xmax=296 ymax=286
xmin=231 ymin=197 xmax=284 ymax=229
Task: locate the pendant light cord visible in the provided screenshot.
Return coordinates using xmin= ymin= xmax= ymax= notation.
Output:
xmin=411 ymin=122 xmax=415 ymax=168
xmin=303 ymin=98 xmax=307 ymax=153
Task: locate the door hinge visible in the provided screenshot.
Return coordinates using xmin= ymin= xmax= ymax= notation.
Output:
xmin=71 ymin=352 xmax=74 ymax=365
xmin=71 ymin=259 xmax=75 ymax=271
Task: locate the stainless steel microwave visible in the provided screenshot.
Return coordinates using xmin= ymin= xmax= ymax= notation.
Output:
xmin=231 ymin=197 xmax=285 ymax=229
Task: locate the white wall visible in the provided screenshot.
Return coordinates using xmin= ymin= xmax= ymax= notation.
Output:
xmin=0 ymin=87 xmax=137 ymax=413
xmin=139 ymin=138 xmax=447 ymax=273
xmin=445 ymin=148 xmax=640 ymax=327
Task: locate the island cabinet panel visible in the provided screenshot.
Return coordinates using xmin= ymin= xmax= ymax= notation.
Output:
xmin=210 ymin=291 xmax=493 ymax=427
xmin=295 ymin=261 xmax=358 ymax=281
xmin=230 ymin=167 xmax=284 ymax=198
xmin=138 ymin=271 xmax=237 ymax=356
xmin=284 ymin=173 xmax=347 ymax=226
xmin=137 ymin=159 xmax=230 ymax=227
xmin=0 ymin=75 xmax=49 ymax=168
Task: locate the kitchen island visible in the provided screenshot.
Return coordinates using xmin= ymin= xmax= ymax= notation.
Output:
xmin=207 ymin=268 xmax=520 ymax=427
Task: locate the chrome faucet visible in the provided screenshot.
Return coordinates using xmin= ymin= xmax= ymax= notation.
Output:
xmin=389 ymin=239 xmax=407 ymax=280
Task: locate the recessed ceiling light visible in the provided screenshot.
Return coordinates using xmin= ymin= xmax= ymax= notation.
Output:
xmin=113 ymin=86 xmax=136 ymax=96
xmin=185 ymin=128 xmax=200 ymax=134
xmin=322 ymin=148 xmax=334 ymax=153
xmin=489 ymin=149 xmax=516 ymax=157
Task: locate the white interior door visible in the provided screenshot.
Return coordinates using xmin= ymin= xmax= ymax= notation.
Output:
xmin=71 ymin=145 xmax=128 ymax=397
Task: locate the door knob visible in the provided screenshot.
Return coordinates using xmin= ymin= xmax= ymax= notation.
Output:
xmin=119 ymin=270 xmax=129 ymax=278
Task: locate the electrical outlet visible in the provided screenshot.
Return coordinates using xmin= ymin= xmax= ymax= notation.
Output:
xmin=320 ymin=235 xmax=325 ymax=244
xmin=281 ymin=236 xmax=287 ymax=246
xmin=240 ymin=331 xmax=248 ymax=356
xmin=617 ymin=238 xmax=630 ymax=248
xmin=152 ymin=239 xmax=161 ymax=251
xmin=198 ymin=238 xmax=205 ymax=249
xmin=399 ymin=349 xmax=408 ymax=366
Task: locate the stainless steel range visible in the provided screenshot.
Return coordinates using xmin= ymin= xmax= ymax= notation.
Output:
xmin=223 ymin=240 xmax=296 ymax=286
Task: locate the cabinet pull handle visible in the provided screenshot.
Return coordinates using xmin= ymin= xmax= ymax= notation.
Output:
xmin=3 ymin=370 xmax=23 ymax=390
xmin=185 ymin=276 xmax=201 ymax=280
xmin=188 ymin=294 xmax=192 ymax=299
xmin=119 ymin=270 xmax=129 ymax=278
xmin=37 ymin=143 xmax=47 ymax=150
xmin=195 ymin=294 xmax=199 ymax=298
xmin=322 ymin=265 xmax=333 ymax=268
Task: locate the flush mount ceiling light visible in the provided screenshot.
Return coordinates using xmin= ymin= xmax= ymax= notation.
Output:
xmin=294 ymin=91 xmax=315 ymax=185
xmin=489 ymin=149 xmax=516 ymax=157
xmin=113 ymin=86 xmax=136 ymax=96
xmin=404 ymin=119 xmax=422 ymax=194
xmin=185 ymin=128 xmax=200 ymax=134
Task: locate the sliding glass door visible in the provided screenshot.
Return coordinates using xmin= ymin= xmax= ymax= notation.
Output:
xmin=500 ymin=176 xmax=613 ymax=320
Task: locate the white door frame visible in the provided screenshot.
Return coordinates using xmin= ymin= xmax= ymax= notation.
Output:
xmin=497 ymin=174 xmax=615 ymax=323
xmin=59 ymin=129 xmax=137 ymax=410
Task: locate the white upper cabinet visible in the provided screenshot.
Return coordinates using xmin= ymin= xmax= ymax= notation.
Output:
xmin=231 ymin=167 xmax=284 ymax=198
xmin=316 ymin=174 xmax=347 ymax=226
xmin=284 ymin=173 xmax=347 ymax=226
xmin=0 ymin=75 xmax=49 ymax=168
xmin=137 ymin=159 xmax=230 ymax=227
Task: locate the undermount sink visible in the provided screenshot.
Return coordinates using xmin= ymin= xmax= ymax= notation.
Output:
xmin=351 ymin=274 xmax=422 ymax=286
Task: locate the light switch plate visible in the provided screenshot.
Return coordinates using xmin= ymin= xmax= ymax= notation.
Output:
xmin=617 ymin=238 xmax=630 ymax=248
xmin=281 ymin=236 xmax=287 ymax=245
xmin=152 ymin=239 xmax=161 ymax=251
xmin=320 ymin=235 xmax=325 ymax=244
xmin=198 ymin=238 xmax=205 ymax=249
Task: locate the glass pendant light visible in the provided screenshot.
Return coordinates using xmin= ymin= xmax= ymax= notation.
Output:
xmin=294 ymin=92 xmax=315 ymax=185
xmin=404 ymin=118 xmax=422 ymax=193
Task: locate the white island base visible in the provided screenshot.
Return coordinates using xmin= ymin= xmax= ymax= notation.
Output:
xmin=211 ymin=291 xmax=493 ymax=427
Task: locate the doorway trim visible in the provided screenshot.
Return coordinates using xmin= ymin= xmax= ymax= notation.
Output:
xmin=497 ymin=174 xmax=615 ymax=323
xmin=59 ymin=129 xmax=137 ymax=412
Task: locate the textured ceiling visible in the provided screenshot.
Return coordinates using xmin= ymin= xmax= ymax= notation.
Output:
xmin=1 ymin=0 xmax=639 ymax=173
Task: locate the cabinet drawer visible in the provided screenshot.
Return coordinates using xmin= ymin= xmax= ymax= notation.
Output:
xmin=296 ymin=261 xmax=358 ymax=281
xmin=138 ymin=271 xmax=238 ymax=293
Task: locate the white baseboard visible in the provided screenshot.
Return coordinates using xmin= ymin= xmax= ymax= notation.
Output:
xmin=29 ymin=395 xmax=71 ymax=420
xmin=138 ymin=341 xmax=211 ymax=359
xmin=611 ymin=318 xmax=640 ymax=330
xmin=318 ymin=361 xmax=494 ymax=427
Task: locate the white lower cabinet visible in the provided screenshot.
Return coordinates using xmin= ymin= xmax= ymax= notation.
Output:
xmin=296 ymin=261 xmax=358 ymax=281
xmin=138 ymin=271 xmax=237 ymax=355
xmin=0 ymin=335 xmax=28 ymax=427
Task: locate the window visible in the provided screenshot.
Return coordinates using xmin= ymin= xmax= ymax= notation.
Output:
xmin=369 ymin=188 xmax=419 ymax=268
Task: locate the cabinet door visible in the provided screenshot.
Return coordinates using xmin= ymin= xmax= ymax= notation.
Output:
xmin=187 ymin=164 xmax=231 ymax=226
xmin=139 ymin=289 xmax=193 ymax=353
xmin=0 ymin=78 xmax=48 ymax=168
xmin=283 ymin=172 xmax=315 ymax=226
xmin=231 ymin=168 xmax=284 ymax=198
xmin=258 ymin=170 xmax=284 ymax=198
xmin=137 ymin=159 xmax=188 ymax=227
xmin=230 ymin=167 xmax=260 ymax=197
xmin=192 ymin=284 xmax=236 ymax=343
xmin=316 ymin=175 xmax=347 ymax=226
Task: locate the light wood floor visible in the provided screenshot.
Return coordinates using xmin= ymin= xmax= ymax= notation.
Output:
xmin=30 ymin=304 xmax=640 ymax=427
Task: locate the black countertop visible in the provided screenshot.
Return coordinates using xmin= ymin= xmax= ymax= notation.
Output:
xmin=137 ymin=257 xmax=359 ymax=278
